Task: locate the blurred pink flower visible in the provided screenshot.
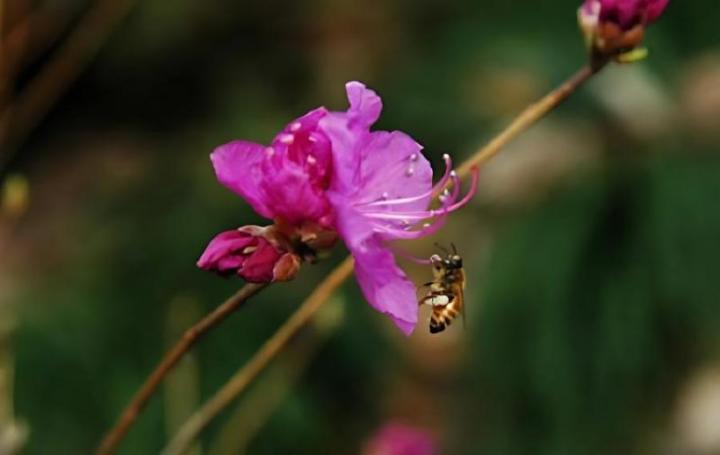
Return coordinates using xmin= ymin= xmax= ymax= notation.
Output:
xmin=363 ymin=422 xmax=436 ymax=455
xmin=201 ymin=82 xmax=477 ymax=334
xmin=197 ymin=226 xmax=299 ymax=283
xmin=579 ymin=0 xmax=670 ymax=59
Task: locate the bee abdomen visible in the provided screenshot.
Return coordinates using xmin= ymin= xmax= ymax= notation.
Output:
xmin=429 ymin=305 xmax=460 ymax=333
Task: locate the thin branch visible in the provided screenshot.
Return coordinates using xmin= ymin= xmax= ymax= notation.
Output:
xmin=162 ymin=62 xmax=608 ymax=454
xmin=1 ymin=5 xmax=75 ymax=86
xmin=161 ymin=258 xmax=355 ymax=455
xmin=456 ymin=64 xmax=602 ymax=177
xmin=207 ymin=296 xmax=343 ymax=455
xmin=96 ymin=283 xmax=268 ymax=455
xmin=0 ymin=0 xmax=138 ymax=169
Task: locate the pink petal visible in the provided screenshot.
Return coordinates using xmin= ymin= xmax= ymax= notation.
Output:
xmin=357 ymin=131 xmax=432 ymax=214
xmin=345 ymin=81 xmax=382 ymax=129
xmin=260 ymin=159 xmax=333 ymax=227
xmin=240 ymin=240 xmax=282 ymax=282
xmin=352 ymin=237 xmax=418 ymax=335
xmin=197 ymin=230 xmax=255 ymax=271
xmin=646 ymin=0 xmax=669 ymax=23
xmin=363 ymin=422 xmax=436 ymax=455
xmin=211 ymin=141 xmax=274 ymax=219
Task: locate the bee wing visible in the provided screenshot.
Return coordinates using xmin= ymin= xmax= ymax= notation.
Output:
xmin=450 ymin=284 xmax=466 ymax=330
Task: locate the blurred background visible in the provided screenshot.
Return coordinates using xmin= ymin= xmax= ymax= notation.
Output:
xmin=1 ymin=0 xmax=719 ymax=453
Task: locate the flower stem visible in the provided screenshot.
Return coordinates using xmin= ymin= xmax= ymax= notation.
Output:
xmin=0 ymin=0 xmax=138 ymax=169
xmin=161 ymin=258 xmax=354 ymax=455
xmin=456 ymin=63 xmax=602 ymax=179
xmin=96 ymin=282 xmax=267 ymax=455
xmin=161 ymin=63 xmax=607 ymax=453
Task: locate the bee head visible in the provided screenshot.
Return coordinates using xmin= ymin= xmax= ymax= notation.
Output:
xmin=447 ymin=254 xmax=463 ymax=269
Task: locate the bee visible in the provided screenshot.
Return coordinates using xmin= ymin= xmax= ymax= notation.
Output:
xmin=419 ymin=243 xmax=466 ymax=334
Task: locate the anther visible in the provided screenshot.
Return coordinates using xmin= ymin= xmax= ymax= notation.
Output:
xmin=290 ymin=122 xmax=302 ymax=132
xmin=406 ymin=167 xmax=415 ymax=177
xmin=279 ymin=134 xmax=294 ymax=145
xmin=410 ymin=153 xmax=419 ymax=162
xmin=306 ymin=155 xmax=317 ymax=165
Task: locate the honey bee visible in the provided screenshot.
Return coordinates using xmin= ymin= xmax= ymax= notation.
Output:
xmin=419 ymin=243 xmax=466 ymax=334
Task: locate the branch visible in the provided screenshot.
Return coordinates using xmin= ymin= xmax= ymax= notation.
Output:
xmin=0 ymin=0 xmax=138 ymax=169
xmin=161 ymin=258 xmax=354 ymax=455
xmin=96 ymin=282 xmax=268 ymax=455
xmin=162 ymin=62 xmax=608 ymax=454
xmin=456 ymin=64 xmax=603 ymax=177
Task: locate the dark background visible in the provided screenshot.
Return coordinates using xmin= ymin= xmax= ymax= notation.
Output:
xmin=1 ymin=0 xmax=719 ymax=453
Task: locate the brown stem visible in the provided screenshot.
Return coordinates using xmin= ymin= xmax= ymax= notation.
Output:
xmin=161 ymin=258 xmax=354 ymax=455
xmin=161 ymin=62 xmax=608 ymax=454
xmin=96 ymin=283 xmax=268 ymax=455
xmin=0 ymin=0 xmax=137 ymax=168
xmin=456 ymin=63 xmax=602 ymax=178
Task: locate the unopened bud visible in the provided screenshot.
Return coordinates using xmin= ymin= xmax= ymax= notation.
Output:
xmin=272 ymin=253 xmax=302 ymax=281
xmin=578 ymin=0 xmax=670 ymax=64
xmin=197 ymin=226 xmax=301 ymax=283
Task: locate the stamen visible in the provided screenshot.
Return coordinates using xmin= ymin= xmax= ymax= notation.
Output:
xmin=405 ymin=166 xmax=415 ymax=177
xmin=361 ymin=166 xmax=478 ymax=222
xmin=357 ymin=154 xmax=453 ymax=208
xmin=373 ymin=215 xmax=448 ymax=240
xmin=394 ymin=246 xmax=433 ymax=265
xmin=409 ymin=153 xmax=419 ymax=162
xmin=306 ymin=155 xmax=317 ymax=165
xmin=279 ymin=134 xmax=294 ymax=145
xmin=290 ymin=122 xmax=302 ymax=132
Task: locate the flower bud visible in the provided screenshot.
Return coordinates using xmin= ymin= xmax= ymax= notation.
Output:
xmin=272 ymin=253 xmax=302 ymax=282
xmin=197 ymin=226 xmax=300 ymax=283
xmin=578 ymin=0 xmax=669 ymax=64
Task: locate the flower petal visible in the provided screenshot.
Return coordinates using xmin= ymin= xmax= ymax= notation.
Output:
xmin=320 ymin=82 xmax=383 ymax=196
xmin=240 ymin=240 xmax=282 ymax=282
xmin=357 ymin=131 xmax=432 ymax=213
xmin=345 ymin=81 xmax=382 ymax=129
xmin=645 ymin=0 xmax=669 ymax=23
xmin=328 ymin=195 xmax=375 ymax=250
xmin=197 ymin=230 xmax=255 ymax=271
xmin=260 ymin=158 xmax=333 ymax=227
xmin=352 ymin=236 xmax=418 ymax=335
xmin=211 ymin=140 xmax=274 ymax=219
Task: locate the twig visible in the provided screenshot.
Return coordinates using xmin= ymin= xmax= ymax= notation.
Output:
xmin=207 ymin=296 xmax=343 ymax=455
xmin=1 ymin=5 xmax=75 ymax=87
xmin=96 ymin=283 xmax=268 ymax=455
xmin=0 ymin=0 xmax=137 ymax=169
xmin=161 ymin=259 xmax=354 ymax=455
xmin=162 ymin=62 xmax=608 ymax=454
xmin=456 ymin=64 xmax=603 ymax=177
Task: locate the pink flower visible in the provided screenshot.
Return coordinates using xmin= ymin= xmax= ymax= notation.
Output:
xmin=211 ymin=107 xmax=335 ymax=229
xmin=322 ymin=83 xmax=477 ymax=334
xmin=579 ymin=0 xmax=670 ymax=59
xmin=201 ymin=82 xmax=476 ymax=334
xmin=363 ymin=422 xmax=436 ymax=455
xmin=197 ymin=226 xmax=300 ymax=283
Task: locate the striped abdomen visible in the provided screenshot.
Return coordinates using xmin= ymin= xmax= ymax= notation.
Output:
xmin=429 ymin=294 xmax=463 ymax=334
